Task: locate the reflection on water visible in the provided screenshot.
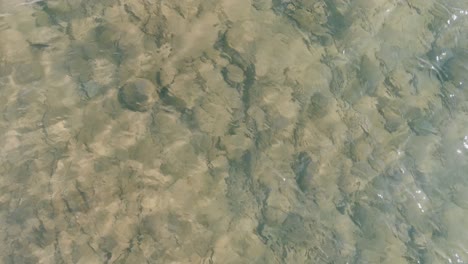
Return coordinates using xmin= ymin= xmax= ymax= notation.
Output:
xmin=0 ymin=0 xmax=467 ymax=263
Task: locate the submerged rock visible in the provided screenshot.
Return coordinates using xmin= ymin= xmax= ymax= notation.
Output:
xmin=408 ymin=117 xmax=437 ymax=136
xmin=95 ymin=24 xmax=121 ymax=50
xmin=378 ymin=105 xmax=404 ymax=133
xmin=359 ymin=55 xmax=382 ymax=96
xmin=13 ymin=62 xmax=44 ymax=84
xmin=0 ymin=60 xmax=12 ymax=77
xmin=80 ymin=80 xmax=102 ymax=99
xmin=292 ymin=152 xmax=315 ymax=192
xmin=118 ymin=78 xmax=158 ymax=112
xmin=222 ymin=64 xmax=245 ymax=88
xmin=445 ymin=50 xmax=468 ymax=88
xmin=307 ymin=92 xmax=330 ymax=119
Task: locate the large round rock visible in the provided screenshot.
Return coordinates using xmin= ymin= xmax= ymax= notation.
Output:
xmin=118 ymin=78 xmax=157 ymax=112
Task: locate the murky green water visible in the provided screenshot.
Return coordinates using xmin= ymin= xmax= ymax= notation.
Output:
xmin=1 ymin=0 xmax=467 ymax=263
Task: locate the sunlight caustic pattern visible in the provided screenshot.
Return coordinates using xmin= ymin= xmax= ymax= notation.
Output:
xmin=0 ymin=0 xmax=467 ymax=263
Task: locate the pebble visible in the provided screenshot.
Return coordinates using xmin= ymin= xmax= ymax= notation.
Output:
xmin=118 ymin=78 xmax=158 ymax=112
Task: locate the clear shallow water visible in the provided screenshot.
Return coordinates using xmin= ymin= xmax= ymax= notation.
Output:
xmin=0 ymin=0 xmax=467 ymax=263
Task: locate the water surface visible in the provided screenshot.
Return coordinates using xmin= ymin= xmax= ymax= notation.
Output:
xmin=0 ymin=0 xmax=467 ymax=263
